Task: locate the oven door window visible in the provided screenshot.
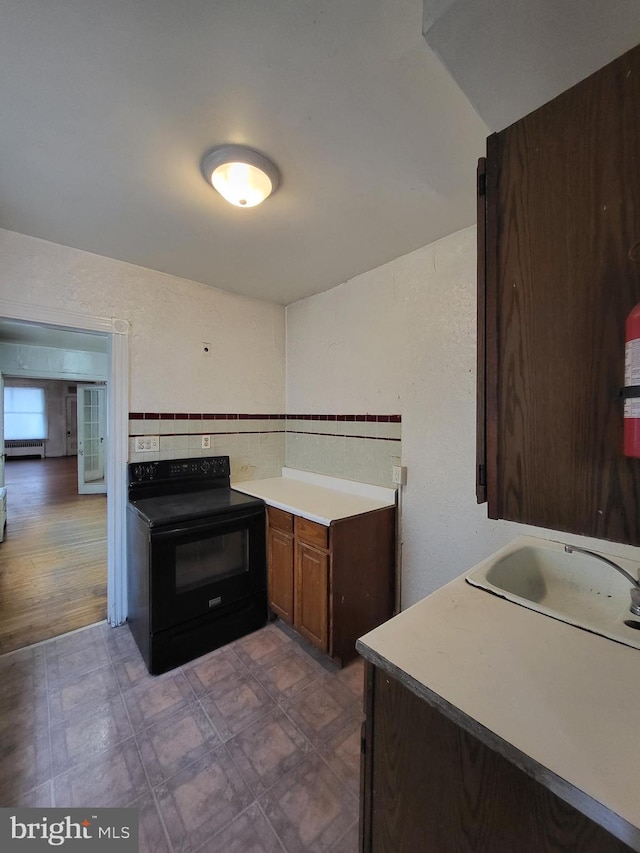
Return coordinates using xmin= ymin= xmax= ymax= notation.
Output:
xmin=149 ymin=510 xmax=266 ymax=632
xmin=175 ymin=529 xmax=248 ymax=592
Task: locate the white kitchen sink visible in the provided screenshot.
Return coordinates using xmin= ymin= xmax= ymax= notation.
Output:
xmin=466 ymin=535 xmax=640 ymax=650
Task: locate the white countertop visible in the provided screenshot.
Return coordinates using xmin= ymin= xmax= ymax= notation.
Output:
xmin=357 ymin=575 xmax=640 ymax=850
xmin=232 ymin=467 xmax=396 ymax=525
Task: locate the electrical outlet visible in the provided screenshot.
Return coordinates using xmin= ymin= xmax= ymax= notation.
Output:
xmin=202 ymin=435 xmax=212 ymax=450
xmin=392 ymin=465 xmax=407 ymax=486
xmin=135 ymin=435 xmax=159 ymax=452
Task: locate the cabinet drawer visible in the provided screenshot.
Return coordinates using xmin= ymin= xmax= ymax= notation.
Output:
xmin=295 ymin=516 xmax=329 ymax=549
xmin=268 ymin=506 xmax=294 ymax=534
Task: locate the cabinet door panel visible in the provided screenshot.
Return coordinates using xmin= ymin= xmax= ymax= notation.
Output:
xmin=485 ymin=44 xmax=640 ymax=544
xmin=294 ymin=542 xmax=329 ymax=652
xmin=268 ymin=506 xmax=293 ymax=534
xmin=267 ymin=528 xmax=294 ymax=623
xmin=295 ymin=516 xmax=329 ymax=549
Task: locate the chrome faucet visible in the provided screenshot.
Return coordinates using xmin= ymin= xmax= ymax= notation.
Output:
xmin=564 ymin=544 xmax=640 ymax=616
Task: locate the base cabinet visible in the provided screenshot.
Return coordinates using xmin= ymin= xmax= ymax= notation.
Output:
xmin=267 ymin=514 xmax=294 ymax=623
xmin=266 ymin=506 xmax=395 ymax=666
xmin=294 ymin=540 xmax=329 ymax=652
xmin=360 ymin=664 xmax=635 ymax=853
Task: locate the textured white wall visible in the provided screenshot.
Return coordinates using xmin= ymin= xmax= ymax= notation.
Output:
xmin=0 ymin=229 xmax=285 ymax=414
xmin=287 ymin=226 xmax=640 ymax=607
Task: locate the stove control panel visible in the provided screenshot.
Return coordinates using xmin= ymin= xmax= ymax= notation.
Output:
xmin=168 ymin=457 xmax=228 ymax=478
xmin=129 ymin=455 xmax=230 ymax=484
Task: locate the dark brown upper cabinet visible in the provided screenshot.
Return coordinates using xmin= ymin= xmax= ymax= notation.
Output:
xmin=477 ymin=44 xmax=640 ymax=545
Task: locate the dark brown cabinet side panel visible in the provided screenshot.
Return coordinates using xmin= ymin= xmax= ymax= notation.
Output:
xmin=485 ymin=131 xmax=501 ymax=516
xmin=331 ymin=508 xmax=395 ymax=666
xmin=359 ymin=663 xmax=375 ymax=853
xmin=486 ymin=44 xmax=640 ymax=544
xmin=361 ymin=666 xmax=634 ymax=853
xmin=476 ymin=156 xmax=488 ymax=504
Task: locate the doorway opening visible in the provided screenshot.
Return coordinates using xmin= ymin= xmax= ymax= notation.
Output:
xmin=0 ymin=302 xmax=129 ymax=652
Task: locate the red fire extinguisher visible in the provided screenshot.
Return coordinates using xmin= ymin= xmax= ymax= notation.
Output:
xmin=624 ymin=303 xmax=640 ymax=457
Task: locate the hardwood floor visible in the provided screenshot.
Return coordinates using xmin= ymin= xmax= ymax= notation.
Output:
xmin=0 ymin=456 xmax=107 ymax=655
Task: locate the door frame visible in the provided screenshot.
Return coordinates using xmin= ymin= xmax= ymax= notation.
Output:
xmin=0 ymin=298 xmax=129 ymax=627
xmin=0 ymin=371 xmax=4 ymax=489
xmin=65 ymin=392 xmax=77 ymax=456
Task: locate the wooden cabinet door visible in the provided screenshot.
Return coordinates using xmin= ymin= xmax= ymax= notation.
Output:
xmin=267 ymin=527 xmax=294 ymax=624
xmin=482 ymin=44 xmax=640 ymax=544
xmin=294 ymin=541 xmax=329 ymax=652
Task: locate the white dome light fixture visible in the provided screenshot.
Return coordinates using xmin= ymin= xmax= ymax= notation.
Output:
xmin=201 ymin=144 xmax=280 ymax=208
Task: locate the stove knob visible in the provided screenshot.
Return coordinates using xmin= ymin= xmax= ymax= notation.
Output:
xmin=201 ymin=460 xmax=211 ymax=474
xmin=133 ymin=465 xmax=144 ymax=481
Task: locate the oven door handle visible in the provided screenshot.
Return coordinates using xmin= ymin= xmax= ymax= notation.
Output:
xmin=151 ymin=508 xmax=263 ymax=541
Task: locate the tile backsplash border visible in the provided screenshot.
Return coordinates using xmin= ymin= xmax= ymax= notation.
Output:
xmin=129 ymin=411 xmax=401 ymax=423
xmin=128 ymin=412 xmax=402 ymax=487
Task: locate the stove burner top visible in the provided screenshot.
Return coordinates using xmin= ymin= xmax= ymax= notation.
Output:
xmin=129 ymin=487 xmax=264 ymax=527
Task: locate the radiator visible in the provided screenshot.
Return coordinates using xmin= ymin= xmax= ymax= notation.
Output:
xmin=5 ymin=439 xmax=46 ymax=458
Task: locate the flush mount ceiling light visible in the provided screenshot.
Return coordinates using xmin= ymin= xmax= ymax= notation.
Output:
xmin=201 ymin=145 xmax=280 ymax=208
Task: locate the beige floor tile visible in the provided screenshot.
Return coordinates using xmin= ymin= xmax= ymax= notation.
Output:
xmin=198 ymin=672 xmax=275 ymax=741
xmin=0 ymin=728 xmax=51 ymax=804
xmin=53 ymin=738 xmax=149 ymax=807
xmin=48 ymin=662 xmax=120 ymax=725
xmin=155 ymin=745 xmax=253 ymax=853
xmin=182 ymin=646 xmax=247 ymax=698
xmin=252 ymin=645 xmax=325 ymax=704
xmin=136 ymin=703 xmax=220 ymax=787
xmin=317 ymin=716 xmax=362 ymax=796
xmin=123 ymin=670 xmax=196 ymax=732
xmin=259 ymin=752 xmax=358 ymax=852
xmin=133 ymin=792 xmax=172 ymax=853
xmin=231 ymin=623 xmax=293 ymax=669
xmin=50 ymin=694 xmax=133 ymax=776
xmin=280 ymin=675 xmax=360 ymax=747
xmin=203 ymin=801 xmax=284 ymax=852
xmin=227 ymin=708 xmax=312 ymax=796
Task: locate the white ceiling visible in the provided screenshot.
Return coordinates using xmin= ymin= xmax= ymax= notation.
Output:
xmin=0 ymin=2 xmax=638 ymax=306
xmin=423 ymin=0 xmax=640 ymax=131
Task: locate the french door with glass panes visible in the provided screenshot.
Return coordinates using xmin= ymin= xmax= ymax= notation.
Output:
xmin=77 ymin=384 xmax=107 ymax=494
